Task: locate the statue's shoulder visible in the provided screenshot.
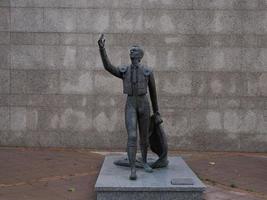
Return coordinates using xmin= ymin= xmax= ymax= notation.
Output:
xmin=142 ymin=65 xmax=153 ymax=76
xmin=118 ymin=64 xmax=130 ymax=73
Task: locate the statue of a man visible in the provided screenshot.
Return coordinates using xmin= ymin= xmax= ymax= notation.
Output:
xmin=98 ymin=34 xmax=162 ymax=180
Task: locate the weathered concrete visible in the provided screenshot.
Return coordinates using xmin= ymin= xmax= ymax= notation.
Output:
xmin=1 ymin=0 xmax=267 ymax=151
xmin=95 ymin=156 xmax=205 ymax=200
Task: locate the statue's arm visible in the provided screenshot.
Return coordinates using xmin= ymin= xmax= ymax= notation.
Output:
xmin=149 ymin=71 xmax=163 ymax=124
xmin=99 ymin=47 xmax=122 ymax=78
xmin=98 ymin=34 xmax=122 ymax=78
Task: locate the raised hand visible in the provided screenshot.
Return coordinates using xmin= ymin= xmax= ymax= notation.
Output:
xmin=98 ymin=33 xmax=105 ymax=49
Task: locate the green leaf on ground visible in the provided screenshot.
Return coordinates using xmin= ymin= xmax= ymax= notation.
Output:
xmin=68 ymin=187 xmax=75 ymax=192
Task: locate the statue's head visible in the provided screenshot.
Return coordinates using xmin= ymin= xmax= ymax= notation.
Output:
xmin=129 ymin=45 xmax=144 ymax=61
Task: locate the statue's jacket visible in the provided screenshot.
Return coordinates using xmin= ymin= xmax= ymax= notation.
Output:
xmin=119 ymin=65 xmax=151 ymax=96
xmin=99 ymin=46 xmax=159 ymax=114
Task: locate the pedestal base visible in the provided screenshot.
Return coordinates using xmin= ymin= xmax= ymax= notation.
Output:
xmin=95 ymin=155 xmax=205 ymax=200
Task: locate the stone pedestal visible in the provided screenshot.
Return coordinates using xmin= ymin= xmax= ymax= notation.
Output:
xmin=95 ymin=155 xmax=205 ymax=200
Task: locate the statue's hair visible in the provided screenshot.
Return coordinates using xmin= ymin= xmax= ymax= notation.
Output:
xmin=130 ymin=45 xmax=144 ymax=59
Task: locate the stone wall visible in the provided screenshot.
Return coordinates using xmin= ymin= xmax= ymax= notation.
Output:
xmin=1 ymin=0 xmax=267 ymax=151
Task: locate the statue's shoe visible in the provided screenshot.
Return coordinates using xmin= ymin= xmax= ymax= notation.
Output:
xmin=129 ymin=169 xmax=137 ymax=180
xmin=143 ymin=163 xmax=153 ymax=173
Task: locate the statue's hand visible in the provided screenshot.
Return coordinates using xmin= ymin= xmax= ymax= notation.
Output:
xmin=98 ymin=33 xmax=105 ymax=49
xmin=154 ymin=112 xmax=163 ymax=125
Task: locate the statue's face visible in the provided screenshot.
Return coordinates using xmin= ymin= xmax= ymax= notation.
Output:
xmin=130 ymin=46 xmax=143 ymax=60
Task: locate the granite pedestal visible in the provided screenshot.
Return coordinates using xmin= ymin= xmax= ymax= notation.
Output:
xmin=95 ymin=155 xmax=205 ymax=200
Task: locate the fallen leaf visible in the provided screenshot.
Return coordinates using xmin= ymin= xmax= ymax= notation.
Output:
xmin=68 ymin=187 xmax=75 ymax=192
xmin=209 ymin=162 xmax=216 ymax=165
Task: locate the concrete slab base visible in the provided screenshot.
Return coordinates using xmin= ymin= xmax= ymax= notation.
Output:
xmin=95 ymin=155 xmax=206 ymax=200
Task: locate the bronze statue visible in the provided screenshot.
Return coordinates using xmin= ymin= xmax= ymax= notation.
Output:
xmin=98 ymin=34 xmax=168 ymax=180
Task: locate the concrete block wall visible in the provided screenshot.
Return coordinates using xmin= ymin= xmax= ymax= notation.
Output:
xmin=1 ymin=0 xmax=267 ymax=151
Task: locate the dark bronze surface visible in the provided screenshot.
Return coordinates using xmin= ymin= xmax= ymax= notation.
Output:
xmin=98 ymin=34 xmax=168 ymax=180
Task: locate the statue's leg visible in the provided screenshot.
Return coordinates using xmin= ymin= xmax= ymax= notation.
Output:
xmin=137 ymin=96 xmax=153 ymax=173
xmin=125 ymin=97 xmax=138 ymax=180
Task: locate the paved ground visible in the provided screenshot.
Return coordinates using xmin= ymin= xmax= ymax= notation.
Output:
xmin=0 ymin=148 xmax=266 ymax=200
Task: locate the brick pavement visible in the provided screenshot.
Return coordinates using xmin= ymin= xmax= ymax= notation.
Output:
xmin=0 ymin=148 xmax=266 ymax=200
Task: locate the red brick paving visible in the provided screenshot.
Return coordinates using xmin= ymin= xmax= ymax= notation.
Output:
xmin=184 ymin=152 xmax=267 ymax=197
xmin=0 ymin=148 xmax=103 ymax=200
xmin=0 ymin=148 xmax=266 ymax=200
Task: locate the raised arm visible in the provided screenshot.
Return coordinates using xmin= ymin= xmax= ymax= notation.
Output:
xmin=148 ymin=71 xmax=163 ymax=124
xmin=98 ymin=34 xmax=122 ymax=79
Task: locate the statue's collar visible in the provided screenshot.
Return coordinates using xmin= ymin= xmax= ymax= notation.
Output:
xmin=131 ymin=63 xmax=141 ymax=69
